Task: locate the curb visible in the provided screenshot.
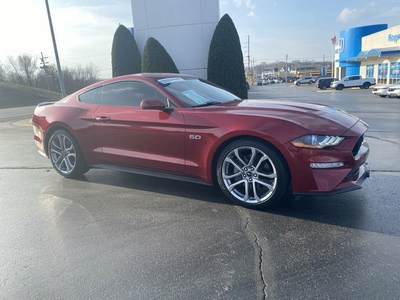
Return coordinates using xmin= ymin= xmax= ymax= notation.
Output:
xmin=12 ymin=119 xmax=32 ymax=127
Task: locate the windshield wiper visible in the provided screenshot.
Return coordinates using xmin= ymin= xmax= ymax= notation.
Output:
xmin=193 ymin=101 xmax=223 ymax=107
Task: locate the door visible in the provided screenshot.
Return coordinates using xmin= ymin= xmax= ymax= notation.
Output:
xmin=92 ymin=81 xmax=185 ymax=174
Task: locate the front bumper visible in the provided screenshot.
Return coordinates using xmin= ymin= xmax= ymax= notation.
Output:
xmin=283 ymin=119 xmax=370 ymax=196
xmin=388 ymin=92 xmax=400 ymax=97
xmin=372 ymin=88 xmax=387 ymax=96
xmin=294 ymin=161 xmax=370 ymax=196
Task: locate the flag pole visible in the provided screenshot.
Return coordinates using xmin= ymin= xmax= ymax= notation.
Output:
xmin=331 ymin=34 xmax=336 ymax=78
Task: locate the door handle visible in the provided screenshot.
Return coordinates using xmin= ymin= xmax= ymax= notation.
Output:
xmin=95 ymin=116 xmax=111 ymax=122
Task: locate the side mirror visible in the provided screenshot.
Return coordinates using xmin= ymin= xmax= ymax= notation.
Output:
xmin=140 ymin=99 xmax=173 ymax=111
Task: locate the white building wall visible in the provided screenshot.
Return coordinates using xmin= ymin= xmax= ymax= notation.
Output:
xmin=361 ymin=25 xmax=400 ymax=84
xmin=362 ymin=25 xmax=400 ymax=51
xmin=131 ymin=0 xmax=220 ymax=79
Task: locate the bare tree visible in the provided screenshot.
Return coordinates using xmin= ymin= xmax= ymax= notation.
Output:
xmin=4 ymin=54 xmax=100 ymax=94
xmin=0 ymin=62 xmax=6 ymax=81
xmin=6 ymin=56 xmax=25 ymax=84
xmin=18 ymin=54 xmax=38 ymax=87
xmin=6 ymin=54 xmax=38 ymax=86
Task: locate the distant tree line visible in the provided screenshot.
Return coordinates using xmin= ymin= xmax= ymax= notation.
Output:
xmin=0 ymin=54 xmax=100 ymax=95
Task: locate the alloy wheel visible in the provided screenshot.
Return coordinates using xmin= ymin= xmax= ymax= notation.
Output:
xmin=221 ymin=146 xmax=278 ymax=204
xmin=50 ymin=133 xmax=77 ymax=175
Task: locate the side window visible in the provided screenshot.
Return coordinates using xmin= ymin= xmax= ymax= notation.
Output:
xmin=102 ymin=81 xmax=168 ymax=107
xmin=78 ymin=87 xmax=102 ymax=104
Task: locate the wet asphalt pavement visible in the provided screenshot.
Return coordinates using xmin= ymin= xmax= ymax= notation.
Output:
xmin=0 ymin=84 xmax=399 ymax=299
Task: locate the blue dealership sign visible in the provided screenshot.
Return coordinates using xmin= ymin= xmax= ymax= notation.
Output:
xmin=388 ymin=34 xmax=400 ymax=43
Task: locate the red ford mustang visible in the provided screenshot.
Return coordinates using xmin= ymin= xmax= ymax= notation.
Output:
xmin=32 ymin=73 xmax=370 ymax=208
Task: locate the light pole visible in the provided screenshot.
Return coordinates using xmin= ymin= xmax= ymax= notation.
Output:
xmin=45 ymin=0 xmax=66 ymax=97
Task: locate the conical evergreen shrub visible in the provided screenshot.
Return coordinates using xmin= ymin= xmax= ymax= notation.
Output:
xmin=111 ymin=25 xmax=141 ymax=77
xmin=207 ymin=14 xmax=247 ymax=99
xmin=141 ymin=37 xmax=179 ymax=73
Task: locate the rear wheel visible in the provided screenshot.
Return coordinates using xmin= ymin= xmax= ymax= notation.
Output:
xmin=363 ymin=82 xmax=371 ymax=89
xmin=48 ymin=129 xmax=89 ymax=178
xmin=216 ymin=139 xmax=290 ymax=209
xmin=321 ymin=85 xmax=327 ymax=90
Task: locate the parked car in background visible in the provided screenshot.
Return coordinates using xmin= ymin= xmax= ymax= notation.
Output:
xmin=330 ymin=75 xmax=376 ymax=90
xmin=294 ymin=76 xmax=315 ymax=85
xmin=31 ymin=73 xmax=370 ymax=209
xmin=246 ymin=81 xmax=250 ymax=90
xmin=372 ymin=80 xmax=400 ymax=97
xmin=387 ymin=85 xmax=400 ymax=98
xmin=315 ymin=77 xmax=337 ymax=90
xmin=286 ymin=76 xmax=298 ymax=83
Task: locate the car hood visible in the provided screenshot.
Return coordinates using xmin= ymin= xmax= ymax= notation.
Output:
xmin=375 ymin=85 xmax=390 ymax=89
xmin=198 ymin=99 xmax=361 ymax=134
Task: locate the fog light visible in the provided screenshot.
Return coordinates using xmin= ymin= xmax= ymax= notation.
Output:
xmin=310 ymin=162 xmax=344 ymax=169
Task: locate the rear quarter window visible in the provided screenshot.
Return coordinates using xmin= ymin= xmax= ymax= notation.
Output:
xmin=78 ymin=87 xmax=102 ymax=104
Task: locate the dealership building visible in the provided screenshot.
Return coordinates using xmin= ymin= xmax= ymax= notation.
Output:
xmin=130 ymin=0 xmax=219 ymax=79
xmin=335 ymin=24 xmax=400 ymax=84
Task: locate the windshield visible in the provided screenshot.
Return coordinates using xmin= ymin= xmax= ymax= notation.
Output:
xmin=157 ymin=77 xmax=240 ymax=107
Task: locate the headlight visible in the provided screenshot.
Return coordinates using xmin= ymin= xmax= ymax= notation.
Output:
xmin=291 ymin=135 xmax=344 ymax=149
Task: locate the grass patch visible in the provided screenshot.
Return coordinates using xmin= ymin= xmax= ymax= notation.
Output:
xmin=0 ymin=81 xmax=62 ymax=109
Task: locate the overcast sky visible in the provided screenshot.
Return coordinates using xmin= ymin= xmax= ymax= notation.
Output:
xmin=1 ymin=0 xmax=399 ymax=78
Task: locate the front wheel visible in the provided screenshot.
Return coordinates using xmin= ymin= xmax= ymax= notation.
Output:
xmin=296 ymin=82 xmax=300 ymax=86
xmin=216 ymin=139 xmax=290 ymax=209
xmin=335 ymin=84 xmax=344 ymax=90
xmin=48 ymin=129 xmax=89 ymax=178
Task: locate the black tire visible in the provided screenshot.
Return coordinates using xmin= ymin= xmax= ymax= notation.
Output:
xmin=321 ymin=85 xmax=327 ymax=90
xmin=216 ymin=139 xmax=290 ymax=209
xmin=336 ymin=84 xmax=344 ymax=90
xmin=363 ymin=82 xmax=371 ymax=89
xmin=379 ymin=95 xmax=387 ymax=98
xmin=296 ymin=82 xmax=300 ymax=86
xmin=48 ymin=129 xmax=89 ymax=178
xmin=309 ymin=81 xmax=313 ymax=84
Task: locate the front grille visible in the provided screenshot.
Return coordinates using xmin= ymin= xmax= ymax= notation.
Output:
xmin=352 ymin=135 xmax=364 ymax=157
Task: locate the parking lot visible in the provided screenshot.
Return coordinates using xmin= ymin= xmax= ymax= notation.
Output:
xmin=1 ymin=83 xmax=399 ymax=299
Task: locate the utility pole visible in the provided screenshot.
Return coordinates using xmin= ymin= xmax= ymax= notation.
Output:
xmin=39 ymin=52 xmax=51 ymax=90
xmin=285 ymin=54 xmax=288 ymax=83
xmin=45 ymin=0 xmax=66 ymax=97
xmin=247 ymin=35 xmax=250 ymax=72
